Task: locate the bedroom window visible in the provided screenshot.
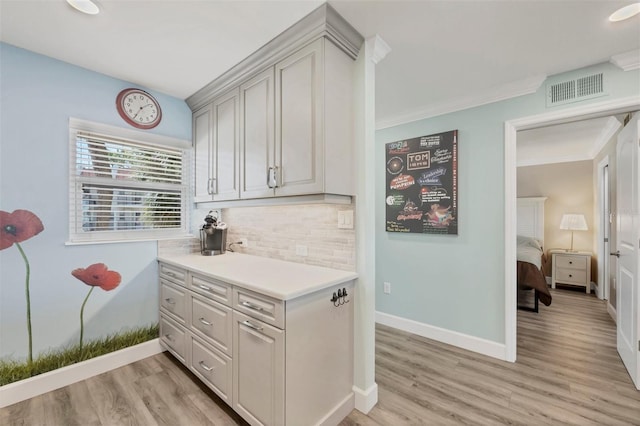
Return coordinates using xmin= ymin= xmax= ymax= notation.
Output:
xmin=68 ymin=118 xmax=191 ymax=244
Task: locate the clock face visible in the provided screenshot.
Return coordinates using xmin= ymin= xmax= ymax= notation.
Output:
xmin=116 ymin=88 xmax=162 ymax=129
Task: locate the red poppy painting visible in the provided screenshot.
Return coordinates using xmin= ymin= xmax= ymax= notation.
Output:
xmin=72 ymin=263 xmax=122 ymax=358
xmin=0 ymin=209 xmax=44 ymax=250
xmin=0 ymin=209 xmax=44 ymax=367
xmin=72 ymin=263 xmax=122 ymax=291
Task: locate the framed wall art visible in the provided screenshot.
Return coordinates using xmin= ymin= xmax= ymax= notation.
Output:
xmin=385 ymin=130 xmax=458 ymax=235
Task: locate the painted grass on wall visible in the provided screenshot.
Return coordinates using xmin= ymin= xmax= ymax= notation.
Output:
xmin=0 ymin=324 xmax=158 ymax=386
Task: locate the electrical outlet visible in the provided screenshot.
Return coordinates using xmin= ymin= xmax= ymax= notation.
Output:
xmin=240 ymin=238 xmax=248 ymax=247
xmin=383 ymin=282 xmax=391 ymax=294
xmin=296 ymin=245 xmax=308 ymax=257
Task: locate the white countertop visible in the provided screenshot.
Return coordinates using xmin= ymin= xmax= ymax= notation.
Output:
xmin=157 ymin=252 xmax=358 ymax=300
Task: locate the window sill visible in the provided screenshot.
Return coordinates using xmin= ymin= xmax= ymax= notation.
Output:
xmin=65 ymin=234 xmax=195 ymax=246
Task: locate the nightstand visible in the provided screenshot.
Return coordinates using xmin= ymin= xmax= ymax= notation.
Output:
xmin=550 ymin=250 xmax=592 ymax=293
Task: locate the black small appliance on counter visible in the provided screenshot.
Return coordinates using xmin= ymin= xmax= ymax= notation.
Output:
xmin=200 ymin=211 xmax=228 ymax=256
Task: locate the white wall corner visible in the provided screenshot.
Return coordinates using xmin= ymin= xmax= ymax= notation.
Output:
xmin=366 ymin=35 xmax=391 ymax=65
xmin=353 ymin=382 xmax=379 ymax=414
xmin=610 ymin=49 xmax=640 ymax=71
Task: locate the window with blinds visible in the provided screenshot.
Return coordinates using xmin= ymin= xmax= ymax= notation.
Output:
xmin=69 ymin=120 xmax=190 ymax=243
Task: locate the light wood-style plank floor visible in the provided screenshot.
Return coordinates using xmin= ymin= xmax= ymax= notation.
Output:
xmin=2 ymin=288 xmax=639 ymax=425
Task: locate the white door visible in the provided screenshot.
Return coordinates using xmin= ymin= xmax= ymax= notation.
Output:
xmin=616 ymin=111 xmax=639 ymax=389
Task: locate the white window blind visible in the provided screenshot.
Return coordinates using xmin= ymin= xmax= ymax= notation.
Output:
xmin=69 ymin=122 xmax=190 ymax=243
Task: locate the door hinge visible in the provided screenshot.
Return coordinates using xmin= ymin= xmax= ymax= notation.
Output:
xmin=604 ymin=238 xmax=609 ymax=243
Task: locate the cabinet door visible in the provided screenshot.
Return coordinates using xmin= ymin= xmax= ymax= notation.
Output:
xmin=275 ymin=38 xmax=324 ymax=196
xmin=232 ymin=311 xmax=284 ymax=426
xmin=240 ymin=68 xmax=275 ymax=199
xmin=211 ymin=89 xmax=240 ymax=201
xmin=193 ymin=104 xmax=213 ymax=202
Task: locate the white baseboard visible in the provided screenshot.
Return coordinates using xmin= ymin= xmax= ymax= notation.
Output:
xmin=376 ymin=311 xmax=507 ymax=361
xmin=318 ymin=392 xmax=355 ymax=426
xmin=607 ymin=302 xmax=617 ymax=323
xmin=0 ymin=339 xmax=164 ymax=408
xmin=352 ymin=382 xmax=378 ymax=414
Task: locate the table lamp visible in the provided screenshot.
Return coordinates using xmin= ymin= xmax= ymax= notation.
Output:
xmin=559 ymin=213 xmax=588 ymax=252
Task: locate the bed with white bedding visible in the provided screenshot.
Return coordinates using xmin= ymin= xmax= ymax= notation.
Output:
xmin=517 ymin=197 xmax=552 ymax=312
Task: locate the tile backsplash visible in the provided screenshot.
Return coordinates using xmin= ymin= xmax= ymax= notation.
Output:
xmin=223 ymin=204 xmax=356 ymax=271
xmin=160 ymin=203 xmax=356 ymax=271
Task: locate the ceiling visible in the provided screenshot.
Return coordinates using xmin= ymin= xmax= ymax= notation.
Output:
xmin=1 ymin=0 xmax=639 ymax=130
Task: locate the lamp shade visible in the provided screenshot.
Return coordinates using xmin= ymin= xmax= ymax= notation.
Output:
xmin=559 ymin=214 xmax=588 ymax=231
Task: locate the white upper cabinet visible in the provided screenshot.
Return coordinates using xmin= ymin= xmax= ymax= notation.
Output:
xmin=193 ymin=104 xmax=213 ymax=203
xmin=274 ymin=39 xmax=324 ymax=197
xmin=240 ymin=68 xmax=275 ymax=200
xmin=212 ymin=89 xmax=240 ymax=201
xmin=188 ymin=4 xmax=363 ymax=204
xmin=194 ymin=89 xmax=240 ymax=202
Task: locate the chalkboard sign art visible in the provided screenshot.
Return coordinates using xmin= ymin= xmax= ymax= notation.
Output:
xmin=385 ymin=130 xmax=458 ymax=235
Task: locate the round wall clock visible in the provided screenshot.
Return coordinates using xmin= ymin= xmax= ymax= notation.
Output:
xmin=116 ymin=88 xmax=162 ymax=129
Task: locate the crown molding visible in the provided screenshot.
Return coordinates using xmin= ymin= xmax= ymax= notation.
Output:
xmin=376 ymin=74 xmax=546 ymax=130
xmin=516 ymin=153 xmax=593 ymax=168
xmin=610 ymin=49 xmax=640 ymax=71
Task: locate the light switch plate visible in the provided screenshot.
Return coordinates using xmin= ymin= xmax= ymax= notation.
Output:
xmin=338 ymin=210 xmax=354 ymax=229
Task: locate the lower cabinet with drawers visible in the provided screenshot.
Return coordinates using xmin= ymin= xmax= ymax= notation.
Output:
xmin=158 ymin=259 xmax=355 ymax=426
xmin=550 ymin=250 xmax=592 ymax=294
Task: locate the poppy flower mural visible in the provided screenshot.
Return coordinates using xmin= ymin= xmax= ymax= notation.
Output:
xmin=72 ymin=263 xmax=122 ymax=358
xmin=0 ymin=209 xmax=44 ymax=367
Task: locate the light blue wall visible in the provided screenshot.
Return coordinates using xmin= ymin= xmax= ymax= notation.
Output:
xmin=375 ymin=62 xmax=640 ymax=343
xmin=0 ymin=43 xmax=192 ymax=359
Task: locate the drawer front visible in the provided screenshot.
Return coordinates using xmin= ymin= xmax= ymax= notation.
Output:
xmin=191 ymin=295 xmax=233 ymax=356
xmin=556 ymin=268 xmax=587 ymax=285
xmin=190 ymin=274 xmax=232 ymax=306
xmin=233 ymin=287 xmax=284 ymax=329
xmin=160 ymin=314 xmax=186 ymax=363
xmin=160 ymin=280 xmax=187 ymax=323
xmin=555 ymin=255 xmax=587 ymax=270
xmin=190 ymin=334 xmax=233 ymax=404
xmin=159 ymin=263 xmax=187 ymax=287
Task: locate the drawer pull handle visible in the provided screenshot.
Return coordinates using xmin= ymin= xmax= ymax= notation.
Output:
xmin=241 ymin=301 xmax=264 ymax=312
xmin=199 ymin=285 xmax=213 ymax=292
xmin=166 ymin=271 xmax=176 ymax=278
xmin=569 ymin=261 xmax=573 ymax=264
xmin=199 ymin=317 xmax=213 ymax=326
xmin=199 ymin=361 xmax=214 ymax=372
xmin=164 ymin=298 xmax=175 ymax=305
xmin=569 ymin=274 xmax=572 ymax=278
xmin=242 ymin=320 xmax=263 ymax=331
xmin=164 ymin=333 xmax=174 ymax=342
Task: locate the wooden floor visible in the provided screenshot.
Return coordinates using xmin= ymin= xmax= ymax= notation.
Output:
xmin=2 ymin=288 xmax=639 ymax=425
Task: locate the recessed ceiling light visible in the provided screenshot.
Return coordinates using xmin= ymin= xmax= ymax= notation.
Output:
xmin=609 ymin=3 xmax=640 ymax=22
xmin=66 ymin=0 xmax=100 ymax=15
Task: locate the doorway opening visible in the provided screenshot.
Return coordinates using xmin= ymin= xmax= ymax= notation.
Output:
xmin=503 ymin=96 xmax=640 ymax=362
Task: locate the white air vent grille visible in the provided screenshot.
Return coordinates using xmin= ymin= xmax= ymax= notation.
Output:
xmin=577 ymin=73 xmax=603 ymax=98
xmin=546 ymin=72 xmax=606 ymax=107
